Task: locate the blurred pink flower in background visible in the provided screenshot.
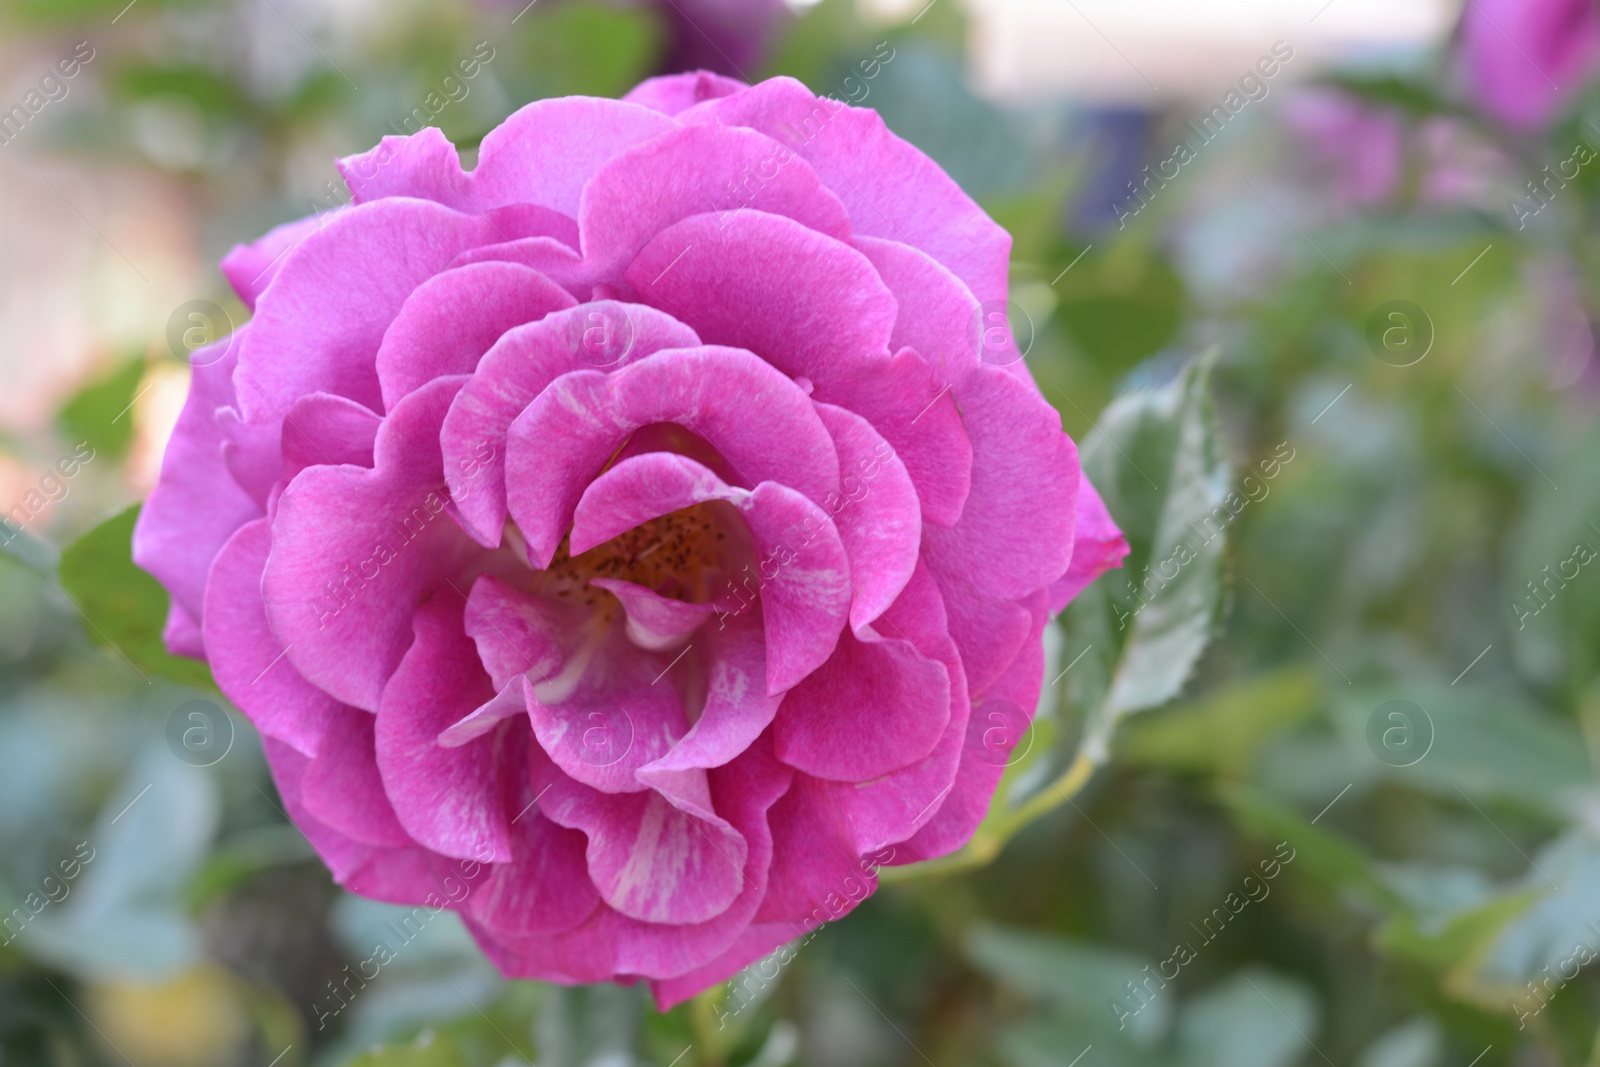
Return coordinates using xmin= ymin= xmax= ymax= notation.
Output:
xmin=1284 ymin=91 xmax=1404 ymax=207
xmin=1459 ymin=0 xmax=1600 ymax=128
xmin=1283 ymin=90 xmax=1506 ymax=211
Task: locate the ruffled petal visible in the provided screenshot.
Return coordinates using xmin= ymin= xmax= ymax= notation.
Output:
xmin=236 ymin=199 xmax=505 ymax=422
xmin=337 ymin=126 xmax=470 ymax=207
xmin=636 ymin=610 xmax=780 ymax=786
xmin=892 ymin=591 xmax=1047 ymax=862
xmin=772 ymin=619 xmax=950 ymax=782
xmin=590 ymin=577 xmax=716 ymax=652
xmin=279 ymin=392 xmax=380 ymax=487
xmin=375 ymin=595 xmax=517 ymax=862
xmin=134 ymin=333 xmax=263 ymax=640
xmin=464 ymin=792 xmax=599 ymax=937
xmin=817 ymin=562 xmax=971 ymax=853
xmin=536 ymin=765 xmax=746 ymax=925
xmin=505 ymin=346 xmax=840 ymax=569
xmin=202 ymin=519 xmax=336 ymax=757
xmin=624 ymin=211 xmax=895 ymax=387
xmin=580 ymin=124 xmax=851 ymax=291
xmin=681 ymin=77 xmax=1012 ymax=305
xmin=221 ymin=215 xmax=326 ymax=310
xmin=443 ymin=302 xmax=700 ymax=547
xmin=263 ymin=377 xmax=485 ymax=711
xmin=827 ymin=348 xmax=972 ymax=528
xmin=852 ymin=234 xmax=981 ymax=386
xmin=570 ymin=451 xmax=851 ymax=694
xmin=812 ymin=402 xmax=918 ymax=633
xmin=623 ymin=71 xmax=748 ymax=116
xmin=375 ymin=261 xmax=577 ymax=410
xmin=302 ymin=704 xmax=414 ymax=848
xmin=922 ymin=366 xmax=1079 ymax=600
xmin=465 ymin=97 xmax=679 ymax=217
xmin=755 ymin=774 xmax=876 ymax=927
xmin=608 ymin=734 xmax=792 ymax=978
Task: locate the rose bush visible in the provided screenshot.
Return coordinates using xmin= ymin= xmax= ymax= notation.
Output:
xmin=134 ymin=71 xmax=1127 ymax=1005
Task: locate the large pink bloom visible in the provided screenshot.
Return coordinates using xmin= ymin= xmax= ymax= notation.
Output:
xmin=1460 ymin=0 xmax=1600 ymax=128
xmin=134 ymin=73 xmax=1126 ymax=1006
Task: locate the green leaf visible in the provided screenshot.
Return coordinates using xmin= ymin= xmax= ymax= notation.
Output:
xmin=23 ymin=745 xmax=217 ymax=982
xmin=1221 ymin=785 xmax=1402 ymax=912
xmin=1174 ymin=969 xmax=1318 ymax=1067
xmin=56 ymin=359 xmax=145 ymax=461
xmin=1071 ymin=350 xmax=1231 ymax=762
xmin=1116 ymin=668 xmax=1320 ymax=779
xmin=965 ymin=923 xmax=1170 ymax=1043
xmin=1330 ymin=682 xmax=1590 ymax=819
xmin=58 ymin=505 xmax=216 ymax=690
xmin=1506 ymin=421 xmax=1600 ymax=693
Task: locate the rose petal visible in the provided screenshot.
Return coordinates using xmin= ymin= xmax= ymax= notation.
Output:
xmin=812 ymin=402 xmax=918 ymax=632
xmin=623 ymin=71 xmax=748 ymax=116
xmin=681 ymin=77 xmax=1012 ymax=305
xmin=581 ymin=124 xmax=851 ymax=292
xmin=264 ymin=377 xmax=484 ymax=711
xmin=203 ymin=519 xmax=336 ymax=757
xmin=375 ymin=595 xmax=517 ymax=862
xmin=375 ymin=261 xmax=577 ymax=410
xmin=624 ymin=211 xmax=896 ymax=388
xmin=134 ymin=333 xmax=262 ymax=636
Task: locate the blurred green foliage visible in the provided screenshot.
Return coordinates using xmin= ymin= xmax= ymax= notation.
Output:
xmin=2 ymin=0 xmax=1599 ymax=1064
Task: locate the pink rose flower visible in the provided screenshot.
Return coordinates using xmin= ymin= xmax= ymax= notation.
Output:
xmin=1460 ymin=0 xmax=1600 ymax=128
xmin=134 ymin=72 xmax=1127 ymax=1006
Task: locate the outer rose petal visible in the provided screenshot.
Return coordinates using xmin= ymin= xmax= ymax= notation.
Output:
xmin=301 ymin=704 xmax=414 ymax=848
xmin=816 ymin=562 xmax=971 ymax=853
xmin=134 ymin=333 xmax=261 ymax=643
xmin=1049 ymin=471 xmax=1130 ymax=614
xmin=772 ymin=623 xmax=950 ymax=782
xmin=580 ymin=124 xmax=852 ymax=291
xmin=236 ymin=199 xmax=507 ymax=422
xmin=464 ymin=97 xmax=679 ymax=217
xmin=923 ymin=366 xmax=1079 ymax=599
xmin=221 ymin=215 xmax=326 ymax=309
xmin=464 ymin=794 xmax=599 ymax=937
xmin=893 ymin=591 xmax=1048 ymax=862
xmin=681 ymin=77 xmax=1012 ymax=306
xmin=203 ymin=519 xmax=335 ymax=757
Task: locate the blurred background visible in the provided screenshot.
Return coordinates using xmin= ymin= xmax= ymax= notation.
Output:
xmin=3 ymin=0 xmax=1600 ymax=1064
